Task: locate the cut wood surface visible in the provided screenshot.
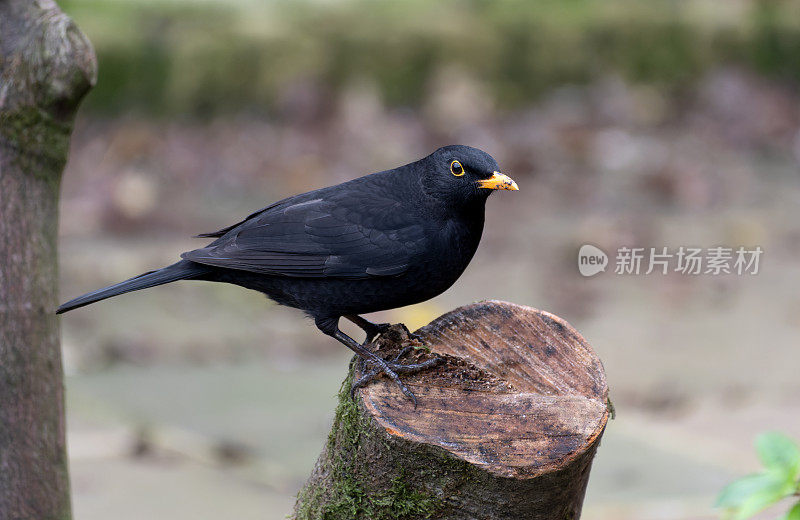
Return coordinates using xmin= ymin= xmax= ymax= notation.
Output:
xmin=295 ymin=300 xmax=609 ymax=520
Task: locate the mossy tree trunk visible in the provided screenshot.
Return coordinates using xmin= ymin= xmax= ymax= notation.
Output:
xmin=0 ymin=2 xmax=96 ymax=518
xmin=294 ymin=301 xmax=610 ymax=520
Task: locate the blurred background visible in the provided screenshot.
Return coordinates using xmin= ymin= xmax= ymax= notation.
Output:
xmin=57 ymin=0 xmax=800 ymax=519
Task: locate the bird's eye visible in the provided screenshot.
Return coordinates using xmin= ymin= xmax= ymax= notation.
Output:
xmin=450 ymin=160 xmax=464 ymax=177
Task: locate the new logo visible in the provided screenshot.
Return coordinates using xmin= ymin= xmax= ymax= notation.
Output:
xmin=578 ymin=245 xmax=608 ymax=277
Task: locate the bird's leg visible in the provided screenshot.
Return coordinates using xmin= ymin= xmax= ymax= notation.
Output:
xmin=344 ymin=314 xmax=423 ymax=344
xmin=340 ymin=317 xmax=439 ymax=380
xmin=315 ymin=316 xmax=440 ymax=406
xmin=344 ymin=314 xmax=391 ymax=343
xmin=316 ymin=316 xmax=418 ymax=404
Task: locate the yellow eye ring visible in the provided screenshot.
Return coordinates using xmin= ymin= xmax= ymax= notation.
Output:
xmin=450 ymin=160 xmax=465 ymax=176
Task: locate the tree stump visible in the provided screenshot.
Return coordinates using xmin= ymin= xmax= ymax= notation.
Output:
xmin=294 ymin=300 xmax=609 ymax=520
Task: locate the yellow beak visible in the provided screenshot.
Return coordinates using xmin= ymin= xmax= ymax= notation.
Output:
xmin=477 ymin=171 xmax=519 ymax=191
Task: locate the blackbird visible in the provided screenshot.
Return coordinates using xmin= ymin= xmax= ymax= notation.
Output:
xmin=58 ymin=145 xmax=518 ymax=401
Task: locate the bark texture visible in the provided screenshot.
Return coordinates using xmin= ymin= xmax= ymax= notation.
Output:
xmin=0 ymin=2 xmax=96 ymax=519
xmin=294 ymin=300 xmax=609 ymax=520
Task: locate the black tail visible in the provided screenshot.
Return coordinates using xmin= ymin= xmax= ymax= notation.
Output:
xmin=57 ymin=260 xmax=209 ymax=314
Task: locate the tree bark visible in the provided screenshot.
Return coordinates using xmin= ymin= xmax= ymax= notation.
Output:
xmin=294 ymin=300 xmax=609 ymax=520
xmin=0 ymin=2 xmax=96 ymax=519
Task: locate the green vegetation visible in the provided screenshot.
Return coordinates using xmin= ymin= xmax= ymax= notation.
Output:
xmin=60 ymin=0 xmax=800 ymax=116
xmin=294 ymin=370 xmax=443 ymax=520
xmin=716 ymin=432 xmax=800 ymax=520
xmin=0 ymin=106 xmax=72 ymax=184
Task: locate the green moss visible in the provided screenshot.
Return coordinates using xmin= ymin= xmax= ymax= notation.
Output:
xmin=295 ymin=365 xmax=444 ymax=520
xmin=315 ymin=472 xmax=441 ymax=520
xmin=312 ymin=471 xmax=441 ymax=520
xmin=0 ymin=107 xmax=72 ymax=189
xmin=372 ymin=476 xmax=441 ymax=519
xmin=327 ymin=369 xmax=368 ymax=453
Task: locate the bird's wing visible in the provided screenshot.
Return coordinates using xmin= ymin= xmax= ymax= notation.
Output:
xmin=181 ymin=189 xmax=427 ymax=279
xmin=194 ymin=199 xmax=288 ymax=238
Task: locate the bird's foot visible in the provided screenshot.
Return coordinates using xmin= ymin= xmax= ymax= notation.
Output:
xmin=351 ymin=346 xmax=442 ymax=406
xmin=363 ymin=322 xmax=392 ymax=344
xmin=365 ymin=322 xmax=426 ymax=349
xmin=394 ymin=323 xmax=424 ymax=345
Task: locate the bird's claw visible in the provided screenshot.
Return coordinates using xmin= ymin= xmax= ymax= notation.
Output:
xmin=351 ymin=349 xmax=442 ymax=407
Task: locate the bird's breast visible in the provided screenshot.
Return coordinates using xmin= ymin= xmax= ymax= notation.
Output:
xmin=408 ymin=217 xmax=484 ymax=289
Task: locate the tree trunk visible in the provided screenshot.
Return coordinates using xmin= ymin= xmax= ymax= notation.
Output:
xmin=294 ymin=300 xmax=609 ymax=520
xmin=0 ymin=2 xmax=96 ymax=519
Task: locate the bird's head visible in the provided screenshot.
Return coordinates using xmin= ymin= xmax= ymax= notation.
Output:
xmin=419 ymin=145 xmax=518 ymax=212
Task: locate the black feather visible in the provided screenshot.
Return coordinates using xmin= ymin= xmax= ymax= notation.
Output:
xmin=57 ymin=260 xmax=209 ymax=314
